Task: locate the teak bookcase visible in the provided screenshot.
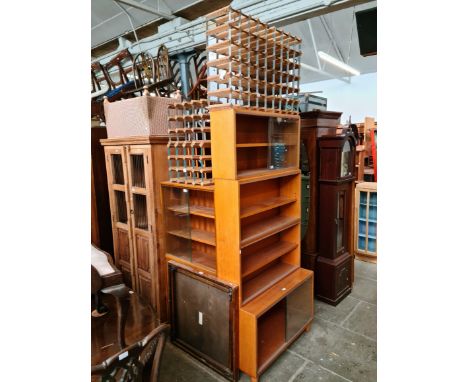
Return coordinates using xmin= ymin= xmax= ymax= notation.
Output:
xmin=162 ymin=106 xmax=314 ymax=382
xmin=101 ymin=136 xmax=169 ymax=322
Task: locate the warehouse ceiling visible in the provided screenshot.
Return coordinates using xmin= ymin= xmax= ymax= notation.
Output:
xmin=91 ymin=0 xmax=376 ymax=84
xmin=284 ymin=1 xmax=376 ymax=83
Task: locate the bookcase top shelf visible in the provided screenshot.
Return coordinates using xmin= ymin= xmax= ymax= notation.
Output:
xmin=208 ymin=105 xmax=301 ymax=119
xmin=237 ymin=168 xmax=300 ymax=184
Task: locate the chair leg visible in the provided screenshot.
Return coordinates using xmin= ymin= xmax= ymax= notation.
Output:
xmin=115 ymin=292 xmax=130 ymax=349
xmin=101 ymin=284 xmax=131 ymax=349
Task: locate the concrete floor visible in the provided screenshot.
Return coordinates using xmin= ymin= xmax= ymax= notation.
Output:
xmin=159 ymin=260 xmax=377 ymax=382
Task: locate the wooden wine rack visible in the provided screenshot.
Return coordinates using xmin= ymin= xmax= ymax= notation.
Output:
xmin=167 ymin=99 xmax=213 ymax=186
xmin=205 ymin=6 xmax=301 ymax=115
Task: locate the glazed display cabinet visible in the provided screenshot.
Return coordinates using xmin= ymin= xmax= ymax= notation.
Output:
xmin=102 ymin=136 xmax=169 ymax=321
xmin=355 ymin=182 xmax=377 ymax=262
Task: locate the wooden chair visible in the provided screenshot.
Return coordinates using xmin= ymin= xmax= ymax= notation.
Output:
xmin=91 ymin=244 xmax=123 ymax=316
xmin=103 ymin=49 xmax=135 ymax=102
xmin=91 ymin=62 xmax=112 ymax=121
xmin=91 ymin=323 xmax=170 ymax=382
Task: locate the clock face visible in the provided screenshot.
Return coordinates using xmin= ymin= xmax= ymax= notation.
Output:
xmin=340 ymin=140 xmax=351 ymax=177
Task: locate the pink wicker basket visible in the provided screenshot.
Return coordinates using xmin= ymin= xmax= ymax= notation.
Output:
xmin=104 ymin=94 xmax=179 ymax=137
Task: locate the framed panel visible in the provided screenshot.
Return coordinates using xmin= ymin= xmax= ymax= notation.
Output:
xmin=168 ymin=261 xmax=239 ymax=381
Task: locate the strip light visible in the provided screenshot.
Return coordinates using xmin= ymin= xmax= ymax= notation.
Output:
xmin=318 ymin=51 xmax=360 ymax=76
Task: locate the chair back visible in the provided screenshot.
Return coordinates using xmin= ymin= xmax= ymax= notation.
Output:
xmin=91 ymin=323 xmax=170 ymax=382
xmin=104 ymin=49 xmax=134 ymax=89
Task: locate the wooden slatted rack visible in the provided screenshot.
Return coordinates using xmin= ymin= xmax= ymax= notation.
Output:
xmin=205 ymin=6 xmax=302 ymax=115
xmin=167 ymin=99 xmax=213 ymax=186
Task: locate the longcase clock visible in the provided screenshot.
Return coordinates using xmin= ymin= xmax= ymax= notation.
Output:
xmin=316 ymin=132 xmax=356 ymax=305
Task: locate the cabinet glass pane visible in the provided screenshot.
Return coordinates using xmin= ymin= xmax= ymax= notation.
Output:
xmin=358 ymin=236 xmax=366 ymax=250
xmin=111 ymin=154 xmax=124 ymax=185
xmin=131 ymin=154 xmax=146 ymax=188
xmin=115 ymin=190 xmax=127 ymax=223
xmin=359 ymin=203 xmax=367 ymax=219
xmin=286 ymin=278 xmax=313 ymax=341
xmin=369 ymin=191 xmax=377 ymax=205
xmin=368 ymin=238 xmax=376 ymax=252
xmin=164 ymin=187 xmax=192 ymax=261
xmin=360 ymin=191 xmax=367 ymax=204
xmin=359 ymin=220 xmax=367 ymax=235
xmin=267 ymin=117 xmax=298 ymax=170
xmin=368 ymin=221 xmax=377 ymax=237
xmin=133 ymin=194 xmax=148 ymax=230
xmin=369 ymin=206 xmax=377 ymax=220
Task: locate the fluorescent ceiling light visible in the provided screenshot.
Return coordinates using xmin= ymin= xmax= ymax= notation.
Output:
xmin=318 ymin=51 xmax=360 ymax=76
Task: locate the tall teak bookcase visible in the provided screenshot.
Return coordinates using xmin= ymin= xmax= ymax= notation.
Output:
xmin=163 ymin=106 xmax=314 ymax=382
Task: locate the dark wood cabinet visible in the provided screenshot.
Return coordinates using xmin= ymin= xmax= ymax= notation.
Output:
xmin=299 ymin=111 xmax=342 ymax=271
xmin=316 ymin=132 xmax=356 ymax=305
xmin=168 ymin=261 xmax=239 ymax=381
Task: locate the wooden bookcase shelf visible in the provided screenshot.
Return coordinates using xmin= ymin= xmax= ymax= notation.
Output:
xmin=241 ymin=215 xmax=300 ymax=248
xmin=167 ymin=205 xmax=215 ymax=219
xmin=162 ymin=182 xmax=217 ymax=273
xmin=237 ymin=167 xmax=299 ymax=182
xmin=167 ymin=229 xmax=216 ymax=246
xmin=242 ymin=241 xmax=297 ymax=279
xmin=242 ymin=262 xmax=298 ymax=305
xmin=240 ymin=196 xmax=296 ymax=219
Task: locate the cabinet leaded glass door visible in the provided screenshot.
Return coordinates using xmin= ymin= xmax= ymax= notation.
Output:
xmin=104 ymin=146 xmax=135 ymax=288
xmin=127 ymin=146 xmax=156 ymax=305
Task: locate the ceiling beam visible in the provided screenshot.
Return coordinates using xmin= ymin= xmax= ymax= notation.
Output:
xmin=114 ymin=0 xmax=175 ymax=20
xmin=319 ymin=15 xmax=345 ymax=62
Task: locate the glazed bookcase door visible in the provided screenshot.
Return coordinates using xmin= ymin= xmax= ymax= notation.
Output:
xmin=354 ymin=184 xmax=377 ymax=258
xmin=127 ymin=146 xmax=156 ymax=305
xmin=104 ymin=146 xmax=135 ymax=288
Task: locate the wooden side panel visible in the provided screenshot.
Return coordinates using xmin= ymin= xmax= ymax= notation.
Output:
xmin=239 ymin=310 xmax=257 ymax=378
xmin=150 ymin=141 xmax=170 ymax=322
xmin=214 ymin=179 xmax=241 ymax=285
xmin=92 ymin=128 xmax=113 ymax=254
xmin=91 ymin=164 xmax=100 ymax=246
xmin=137 ymin=273 xmax=153 ymax=303
xmin=280 ymin=174 xmax=301 ymax=266
xmin=211 ymin=108 xmax=237 ymax=180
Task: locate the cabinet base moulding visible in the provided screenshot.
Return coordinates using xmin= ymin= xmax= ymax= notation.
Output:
xmin=355 ymin=252 xmax=377 ymax=264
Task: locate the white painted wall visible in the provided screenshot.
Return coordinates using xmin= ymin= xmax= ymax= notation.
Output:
xmin=300 ymin=72 xmax=377 ymax=124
